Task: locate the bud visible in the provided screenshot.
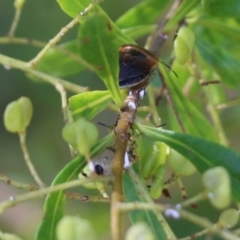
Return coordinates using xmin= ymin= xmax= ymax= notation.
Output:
xmin=174 ymin=26 xmax=195 ymax=65
xmin=168 ymin=149 xmax=196 ymax=176
xmin=56 ymin=216 xmax=97 ymax=240
xmin=141 ymin=142 xmax=167 ymax=179
xmin=62 ymin=118 xmax=98 ymax=155
xmin=125 ymin=222 xmax=155 ymax=240
xmin=4 ymin=97 xmax=33 ymax=133
xmin=14 ymin=0 xmax=26 ymax=9
xmin=202 ymin=167 xmax=231 ymax=209
xmin=219 ymin=208 xmax=239 ymax=229
xmin=149 ymin=165 xmax=166 ymax=199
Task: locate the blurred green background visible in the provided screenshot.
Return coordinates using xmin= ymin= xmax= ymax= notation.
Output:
xmin=0 ymin=1 xmax=240 ymax=240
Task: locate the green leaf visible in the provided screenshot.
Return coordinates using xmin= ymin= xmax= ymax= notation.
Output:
xmin=121 ymin=25 xmax=155 ymax=40
xmin=56 ymin=0 xmax=91 ymax=18
xmin=78 ymin=14 xmax=133 ymax=106
xmin=160 ymin=66 xmax=218 ymax=141
xmin=197 ymin=18 xmax=240 ymax=43
xmin=195 ymin=37 xmax=240 ymax=87
xmin=35 ymin=133 xmax=114 ymax=240
xmin=202 ymin=0 xmax=240 ymax=19
xmin=138 ymin=124 xmax=240 ymax=202
xmin=123 ymin=171 xmax=167 ymax=239
xmin=35 ymin=41 xmax=85 ymax=77
xmin=69 ymin=90 xmax=112 ymax=120
xmin=116 ymin=0 xmax=170 ymax=28
xmin=164 ymin=0 xmax=201 ymax=31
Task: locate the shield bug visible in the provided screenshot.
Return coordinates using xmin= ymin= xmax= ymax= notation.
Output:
xmin=118 ymin=44 xmax=158 ymax=91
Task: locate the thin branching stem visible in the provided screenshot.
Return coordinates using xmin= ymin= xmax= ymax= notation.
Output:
xmin=0 ymin=53 xmax=87 ymax=93
xmin=55 ymin=83 xmax=68 ymax=122
xmin=19 ymin=132 xmax=45 ymax=188
xmin=0 ymin=176 xmax=112 ymax=214
xmin=0 ymin=173 xmax=38 ymax=191
xmin=0 ymin=173 xmax=109 ymax=203
xmin=179 ymin=228 xmax=209 ymax=240
xmin=118 ymin=202 xmax=240 ymax=240
xmin=0 ymin=36 xmax=95 ymax=69
xmin=8 ymin=8 xmax=22 ymax=38
xmin=127 ymin=167 xmax=177 ymax=240
xmin=146 ymin=84 xmax=162 ymax=126
xmin=28 ymin=2 xmax=98 ymax=68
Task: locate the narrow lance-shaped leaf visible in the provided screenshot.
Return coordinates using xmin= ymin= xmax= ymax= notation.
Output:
xmin=35 ymin=41 xmax=85 ymax=77
xmin=116 ymin=0 xmax=170 ymax=28
xmin=138 ymin=124 xmax=240 ymax=202
xmin=123 ymin=168 xmax=168 ymax=239
xmin=78 ymin=14 xmax=133 ymax=106
xmin=202 ymin=0 xmax=240 ymax=19
xmin=160 ymin=65 xmax=218 ymax=142
xmin=195 ymin=37 xmax=240 ymax=87
xmin=69 ymin=90 xmax=112 ymax=120
xmin=35 ymin=133 xmax=114 ymax=240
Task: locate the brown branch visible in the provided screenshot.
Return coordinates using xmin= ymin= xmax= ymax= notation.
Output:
xmin=111 ymin=91 xmax=140 ymax=240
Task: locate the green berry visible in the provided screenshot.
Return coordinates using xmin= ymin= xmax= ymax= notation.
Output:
xmin=168 ymin=149 xmax=196 ymax=176
xmin=202 ymin=166 xmax=231 ymax=209
xmin=125 ymin=222 xmax=155 ymax=240
xmin=141 ymin=142 xmax=167 ymax=179
xmin=219 ymin=208 xmax=239 ymax=229
xmin=56 ymin=216 xmax=97 ymax=240
xmin=14 ymin=0 xmax=26 ymax=9
xmin=174 ymin=26 xmax=195 ymax=65
xmin=62 ymin=118 xmax=98 ymax=155
xmin=4 ymin=97 xmax=33 ymax=133
xmin=18 ymin=97 xmax=33 ymax=129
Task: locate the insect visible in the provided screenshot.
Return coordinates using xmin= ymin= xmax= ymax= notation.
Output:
xmin=118 ymin=44 xmax=159 ymax=91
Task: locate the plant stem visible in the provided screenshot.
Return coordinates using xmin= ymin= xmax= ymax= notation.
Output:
xmin=0 ymin=36 xmax=46 ymax=47
xmin=111 ymin=91 xmax=140 ymax=240
xmin=178 ymin=192 xmax=207 ymax=208
xmin=205 ymin=95 xmax=228 ymax=146
xmin=19 ymin=132 xmax=45 ymax=188
xmin=0 ymin=173 xmax=110 ymax=203
xmin=128 ymin=167 xmax=177 ymax=240
xmin=179 ymin=228 xmax=209 ymax=240
xmin=8 ymin=8 xmax=22 ymax=38
xmin=146 ymin=84 xmax=161 ymax=126
xmin=0 ymin=176 xmax=112 ymax=214
xmin=0 ymin=173 xmax=38 ymax=191
xmin=0 ymin=53 xmax=87 ymax=93
xmin=28 ymin=2 xmax=98 ymax=67
xmin=118 ymin=202 xmax=240 ymax=240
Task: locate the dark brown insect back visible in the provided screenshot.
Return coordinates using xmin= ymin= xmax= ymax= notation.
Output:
xmin=118 ymin=44 xmax=158 ymax=91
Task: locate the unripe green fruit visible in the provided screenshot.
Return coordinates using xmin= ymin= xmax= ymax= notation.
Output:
xmin=76 ymin=118 xmax=98 ymax=155
xmin=168 ymin=149 xmax=196 ymax=176
xmin=62 ymin=122 xmax=78 ymax=148
xmin=56 ymin=216 xmax=97 ymax=240
xmin=202 ymin=166 xmax=231 ymax=209
xmin=4 ymin=97 xmax=33 ymax=133
xmin=62 ymin=118 xmax=98 ymax=155
xmin=125 ymin=222 xmax=155 ymax=240
xmin=149 ymin=165 xmax=166 ymax=199
xmin=174 ymin=26 xmax=195 ymax=65
xmin=219 ymin=208 xmax=239 ymax=229
xmin=142 ymin=142 xmax=167 ymax=179
xmin=18 ymin=97 xmax=33 ymax=128
xmin=14 ymin=0 xmax=26 ymax=9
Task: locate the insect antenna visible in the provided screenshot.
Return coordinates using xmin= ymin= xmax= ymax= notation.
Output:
xmin=159 ymin=60 xmax=178 ymax=78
